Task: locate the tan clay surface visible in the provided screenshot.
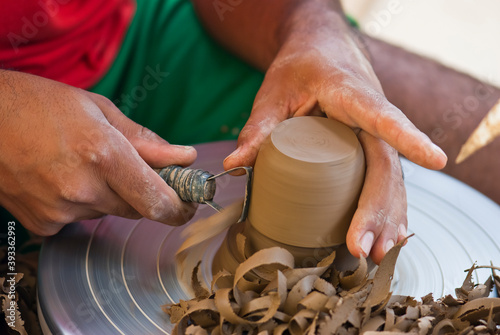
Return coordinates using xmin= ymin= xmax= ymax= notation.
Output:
xmin=243 ymin=220 xmax=336 ymax=268
xmin=248 ymin=116 xmax=365 ymax=248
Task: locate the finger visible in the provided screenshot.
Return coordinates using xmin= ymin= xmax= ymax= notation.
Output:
xmin=368 ymin=211 xmax=402 ymax=265
xmin=109 ymin=150 xmax=198 ymax=225
xmin=346 ymin=131 xmax=407 ymax=265
xmin=16 ymin=172 xmax=150 ymax=234
xmin=319 ymin=83 xmax=447 ymax=170
xmin=80 ymin=188 xmax=143 ymax=220
xmin=223 ymin=85 xmax=291 ymax=170
xmin=48 ymin=170 xmax=145 ymax=222
xmin=90 ymin=124 xmax=197 ymax=226
xmin=223 ymin=110 xmax=285 ymax=170
xmin=89 ymin=92 xmax=197 ymax=168
xmin=4 ymin=196 xmax=103 ymax=236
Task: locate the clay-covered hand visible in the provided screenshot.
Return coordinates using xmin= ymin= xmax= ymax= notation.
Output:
xmin=0 ymin=70 xmax=197 ymax=236
xmin=223 ymin=8 xmax=446 ymax=171
xmin=347 ymin=131 xmax=407 ymax=264
xmin=219 ymin=2 xmax=446 ymax=262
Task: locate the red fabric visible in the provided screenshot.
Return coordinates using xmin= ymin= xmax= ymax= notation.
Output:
xmin=0 ymin=0 xmax=135 ymax=88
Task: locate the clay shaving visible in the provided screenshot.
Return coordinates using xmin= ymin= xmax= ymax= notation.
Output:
xmin=456 ymin=98 xmax=500 ymax=163
xmin=165 ymin=233 xmax=500 ymax=334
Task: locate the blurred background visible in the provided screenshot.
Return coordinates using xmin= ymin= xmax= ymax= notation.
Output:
xmin=341 ymin=0 xmax=500 ymax=87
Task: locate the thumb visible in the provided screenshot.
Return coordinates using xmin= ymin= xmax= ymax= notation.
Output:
xmin=224 ymin=110 xmax=285 ymax=171
xmin=90 ymin=93 xmax=197 ymax=168
xmin=224 ymin=88 xmax=290 ymax=170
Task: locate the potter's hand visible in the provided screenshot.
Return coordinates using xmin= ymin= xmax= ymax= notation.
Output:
xmin=347 ymin=132 xmax=407 ymax=264
xmin=222 ymin=13 xmax=446 ymax=171
xmin=193 ymin=0 xmax=446 ymax=261
xmin=201 ymin=1 xmax=448 ymax=263
xmin=0 ymin=71 xmax=197 ymax=236
xmin=192 ymin=0 xmax=446 ymax=167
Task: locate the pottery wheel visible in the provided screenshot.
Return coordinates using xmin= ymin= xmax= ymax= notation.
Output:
xmin=37 ymin=141 xmax=500 ymax=335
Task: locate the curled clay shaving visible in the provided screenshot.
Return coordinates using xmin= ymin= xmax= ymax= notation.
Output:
xmin=176 ymin=201 xmax=244 ymax=296
xmin=165 ymin=233 xmax=500 ymax=334
xmin=456 ymin=98 xmax=500 ymax=163
xmin=339 ymin=256 xmax=368 ymax=290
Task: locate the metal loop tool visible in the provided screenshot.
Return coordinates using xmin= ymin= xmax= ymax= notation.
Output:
xmin=156 ymin=165 xmax=252 ymax=223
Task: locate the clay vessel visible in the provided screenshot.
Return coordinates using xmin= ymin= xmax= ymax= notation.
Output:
xmin=247 ymin=116 xmax=365 ymax=248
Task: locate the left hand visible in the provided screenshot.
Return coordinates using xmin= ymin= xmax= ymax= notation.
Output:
xmin=348 ymin=131 xmax=407 ymax=264
xmin=222 ymin=9 xmax=441 ymax=263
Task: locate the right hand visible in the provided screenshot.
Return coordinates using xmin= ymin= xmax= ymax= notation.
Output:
xmin=0 ymin=70 xmax=197 ymax=236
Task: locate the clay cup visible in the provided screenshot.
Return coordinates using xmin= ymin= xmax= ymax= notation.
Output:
xmin=247 ymin=116 xmax=366 ymax=248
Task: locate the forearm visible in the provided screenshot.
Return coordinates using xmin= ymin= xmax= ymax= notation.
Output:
xmin=365 ymin=35 xmax=500 ymax=202
xmin=191 ymin=0 xmax=346 ymax=71
xmin=197 ymin=1 xmax=447 ymax=261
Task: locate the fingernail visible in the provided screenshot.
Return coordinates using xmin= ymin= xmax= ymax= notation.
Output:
xmin=223 ymin=147 xmax=241 ymax=164
xmin=432 ymin=143 xmax=447 ymax=159
xmin=360 ymin=231 xmax=374 ymax=258
xmin=384 ymin=239 xmax=395 ymax=254
xmin=398 ymin=224 xmax=407 ymax=240
xmin=173 ymin=145 xmax=195 ymax=152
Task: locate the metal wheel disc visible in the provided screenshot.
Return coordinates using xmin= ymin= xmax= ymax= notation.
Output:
xmin=37 ymin=141 xmax=500 ymax=334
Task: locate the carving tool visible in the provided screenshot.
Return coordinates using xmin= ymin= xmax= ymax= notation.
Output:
xmin=155 ymin=165 xmax=252 ymax=223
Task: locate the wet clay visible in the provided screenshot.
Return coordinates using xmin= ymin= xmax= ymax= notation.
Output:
xmin=248 ymin=116 xmax=365 ymax=248
xmin=242 ymin=221 xmax=337 ymax=268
